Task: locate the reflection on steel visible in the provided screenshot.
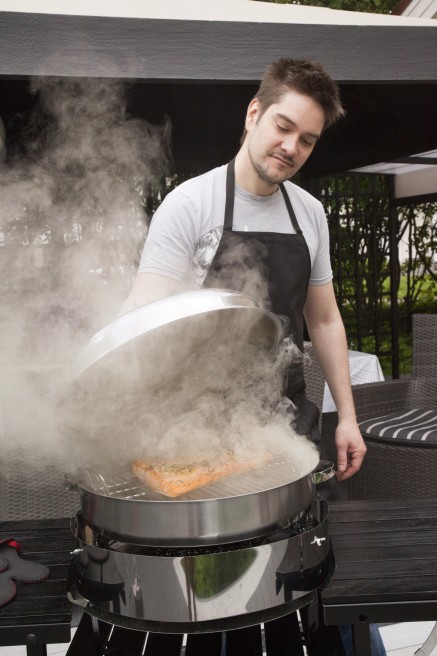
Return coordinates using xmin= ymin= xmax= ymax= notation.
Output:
xmin=67 ymin=500 xmax=331 ymax=632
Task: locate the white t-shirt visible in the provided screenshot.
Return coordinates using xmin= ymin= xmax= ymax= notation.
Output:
xmin=139 ymin=165 xmax=333 ymax=287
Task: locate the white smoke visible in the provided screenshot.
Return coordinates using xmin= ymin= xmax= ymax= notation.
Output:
xmin=61 ymin=314 xmax=318 ymax=483
xmin=0 ymin=78 xmax=318 ymax=500
xmin=0 ymin=77 xmax=171 ymax=473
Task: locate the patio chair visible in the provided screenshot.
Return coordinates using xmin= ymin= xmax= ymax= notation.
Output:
xmin=0 ymin=365 xmax=80 ymax=520
xmin=349 ymin=313 xmax=437 ymax=500
xmin=303 ymin=341 xmax=325 ymax=430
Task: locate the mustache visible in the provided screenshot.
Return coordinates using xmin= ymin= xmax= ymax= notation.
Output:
xmin=272 ymin=153 xmax=296 ymax=167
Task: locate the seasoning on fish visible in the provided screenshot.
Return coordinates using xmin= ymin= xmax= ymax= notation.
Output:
xmin=132 ymin=452 xmax=270 ymax=497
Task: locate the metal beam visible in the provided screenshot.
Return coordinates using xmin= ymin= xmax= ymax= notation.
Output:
xmin=0 ymin=12 xmax=436 ymax=82
xmin=390 ymin=157 xmax=437 ymax=165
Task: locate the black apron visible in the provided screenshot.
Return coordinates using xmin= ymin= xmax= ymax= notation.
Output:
xmin=204 ymin=158 xmax=320 ymax=440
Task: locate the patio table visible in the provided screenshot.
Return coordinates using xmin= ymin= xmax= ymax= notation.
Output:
xmin=322 ymin=498 xmax=437 ymax=656
xmin=323 ymin=350 xmax=384 ymax=413
xmin=0 ymin=517 xmax=73 ymax=656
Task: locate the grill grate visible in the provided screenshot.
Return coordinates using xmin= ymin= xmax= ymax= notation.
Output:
xmin=78 ymin=458 xmax=311 ymax=502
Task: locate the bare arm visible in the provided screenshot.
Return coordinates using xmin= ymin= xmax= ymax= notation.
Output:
xmin=303 ymin=282 xmax=366 ymax=480
xmin=120 ymin=272 xmax=185 ymax=315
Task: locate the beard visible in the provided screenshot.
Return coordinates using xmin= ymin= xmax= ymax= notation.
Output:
xmin=248 ymin=148 xmax=295 ymax=187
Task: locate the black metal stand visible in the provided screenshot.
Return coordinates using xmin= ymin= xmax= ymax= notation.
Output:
xmin=67 ymin=610 xmax=309 ymax=656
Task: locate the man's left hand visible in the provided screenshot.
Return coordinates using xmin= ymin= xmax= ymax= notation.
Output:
xmin=335 ymin=418 xmax=367 ymax=481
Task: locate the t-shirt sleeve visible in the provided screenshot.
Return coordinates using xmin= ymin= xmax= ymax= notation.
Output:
xmin=309 ymin=203 xmax=333 ymax=286
xmin=138 ymin=190 xmax=197 ymax=281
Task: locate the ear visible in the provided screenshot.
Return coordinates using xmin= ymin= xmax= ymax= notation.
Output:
xmin=245 ymin=98 xmax=261 ymax=132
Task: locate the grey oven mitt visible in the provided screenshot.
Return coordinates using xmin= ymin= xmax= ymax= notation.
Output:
xmin=0 ymin=539 xmax=50 ymax=607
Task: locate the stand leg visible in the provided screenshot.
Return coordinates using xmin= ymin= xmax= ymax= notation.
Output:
xmin=264 ymin=612 xmax=305 ymax=656
xmin=185 ymin=631 xmax=223 ymax=655
xmin=225 ymin=625 xmax=263 ymax=656
xmin=66 ymin=614 xmax=103 ymax=655
xmin=26 ymin=641 xmax=47 ymax=656
xmin=352 ymin=623 xmax=372 ymax=656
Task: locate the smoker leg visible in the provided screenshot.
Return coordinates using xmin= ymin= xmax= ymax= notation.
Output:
xmin=185 ymin=631 xmax=223 ymax=655
xmin=225 ymin=625 xmax=263 ymax=656
xmin=300 ymin=595 xmax=346 ymax=655
xmin=144 ymin=632 xmax=184 ymax=656
xmin=104 ymin=625 xmax=146 ymax=654
xmin=91 ymin=616 xmax=101 ymax=643
xmin=65 ymin=613 xmax=111 ymax=656
xmin=264 ymin=612 xmax=305 ymax=656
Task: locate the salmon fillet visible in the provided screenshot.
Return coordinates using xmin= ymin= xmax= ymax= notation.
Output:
xmin=132 ymin=453 xmax=270 ymax=497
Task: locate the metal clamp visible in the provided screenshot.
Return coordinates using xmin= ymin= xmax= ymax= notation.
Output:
xmin=312 ymin=460 xmax=335 ymax=485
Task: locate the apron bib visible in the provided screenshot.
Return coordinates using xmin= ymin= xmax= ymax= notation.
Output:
xmin=204 ymin=159 xmax=319 ymax=437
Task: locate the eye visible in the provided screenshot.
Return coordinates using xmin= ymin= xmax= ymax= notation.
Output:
xmin=301 ymin=137 xmax=316 ymax=147
xmin=276 ymin=122 xmax=288 ymax=133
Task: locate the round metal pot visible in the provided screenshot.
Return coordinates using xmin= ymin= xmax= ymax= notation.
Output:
xmin=67 ymin=459 xmax=334 ymax=547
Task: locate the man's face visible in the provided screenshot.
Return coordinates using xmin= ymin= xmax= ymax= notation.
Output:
xmin=244 ymin=89 xmax=325 ymax=191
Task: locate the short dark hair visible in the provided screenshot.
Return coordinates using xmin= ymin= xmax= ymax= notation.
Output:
xmin=241 ymin=57 xmax=345 ymax=144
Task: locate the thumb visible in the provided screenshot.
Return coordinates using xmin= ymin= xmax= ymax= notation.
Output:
xmin=336 ymin=446 xmax=348 ymax=473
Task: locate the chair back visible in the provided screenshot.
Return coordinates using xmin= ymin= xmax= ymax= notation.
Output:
xmin=410 ymin=313 xmax=437 ymax=409
xmin=303 ymin=342 xmax=325 ymax=428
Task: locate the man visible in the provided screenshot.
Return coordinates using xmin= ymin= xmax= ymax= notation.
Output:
xmin=124 ymin=57 xmax=387 ymax=656
xmin=124 ymin=57 xmax=367 ymax=482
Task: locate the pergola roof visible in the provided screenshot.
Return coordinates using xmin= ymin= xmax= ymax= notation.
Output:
xmin=0 ymin=0 xmax=436 ymax=179
xmin=351 ymin=149 xmax=437 ymax=202
xmin=0 ymin=0 xmax=436 ymax=82
xmin=3 ymin=0 xmax=436 ymax=25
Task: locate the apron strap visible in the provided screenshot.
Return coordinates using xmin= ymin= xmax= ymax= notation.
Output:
xmin=224 ymin=158 xmax=236 ymax=230
xmin=225 ymin=159 xmax=303 ymax=234
xmin=279 ymin=184 xmax=302 ymax=235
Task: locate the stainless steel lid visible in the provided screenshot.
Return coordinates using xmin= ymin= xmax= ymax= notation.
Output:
xmin=71 ymin=288 xmax=284 ymax=383
xmin=62 ymin=288 xmax=285 ymax=445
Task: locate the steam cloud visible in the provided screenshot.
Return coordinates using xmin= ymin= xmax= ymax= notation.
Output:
xmin=0 ymin=77 xmax=171 ymax=478
xmin=63 ymin=324 xmax=318 ymax=484
xmin=1 ymin=78 xmax=317 ymax=508
xmin=207 ymin=236 xmax=271 ymax=308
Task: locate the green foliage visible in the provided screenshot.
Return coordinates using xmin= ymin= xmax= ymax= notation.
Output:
xmin=253 ymin=0 xmax=399 ymax=13
xmin=322 ymin=174 xmax=392 ymax=330
xmin=317 ymin=172 xmax=436 ymax=376
xmin=397 ymin=204 xmax=437 ymax=321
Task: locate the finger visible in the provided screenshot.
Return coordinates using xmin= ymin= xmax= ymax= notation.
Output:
xmin=336 ymin=446 xmax=348 ymax=474
xmin=336 ymin=452 xmax=365 ymax=481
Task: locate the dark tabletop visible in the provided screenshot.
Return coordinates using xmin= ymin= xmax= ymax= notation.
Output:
xmin=0 ymin=516 xmax=73 ymax=647
xmin=322 ymin=498 xmax=437 ymax=626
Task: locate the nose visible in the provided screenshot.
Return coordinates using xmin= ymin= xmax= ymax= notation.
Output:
xmin=280 ymin=133 xmax=299 ymax=158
